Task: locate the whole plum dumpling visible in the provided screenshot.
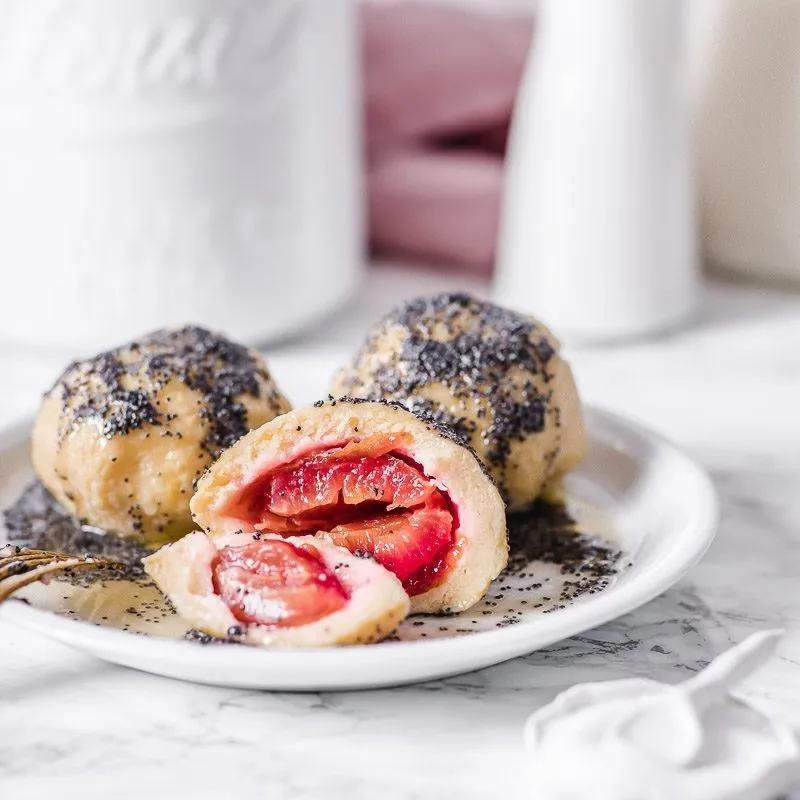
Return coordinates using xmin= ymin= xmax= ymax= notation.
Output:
xmin=32 ymin=326 xmax=290 ymax=545
xmin=331 ymin=293 xmax=585 ymax=510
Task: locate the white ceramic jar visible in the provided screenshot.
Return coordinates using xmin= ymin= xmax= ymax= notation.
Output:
xmin=0 ymin=0 xmax=364 ymax=350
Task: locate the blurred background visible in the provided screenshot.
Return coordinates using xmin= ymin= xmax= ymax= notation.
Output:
xmin=0 ymin=0 xmax=798 ymax=406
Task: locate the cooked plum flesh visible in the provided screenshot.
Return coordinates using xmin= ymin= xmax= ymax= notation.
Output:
xmin=228 ymin=435 xmax=456 ymax=595
xmin=212 ymin=539 xmax=348 ymax=628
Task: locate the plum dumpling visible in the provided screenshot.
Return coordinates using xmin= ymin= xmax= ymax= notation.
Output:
xmin=332 ymin=293 xmax=585 ymax=510
xmin=32 ymin=326 xmax=290 ymax=545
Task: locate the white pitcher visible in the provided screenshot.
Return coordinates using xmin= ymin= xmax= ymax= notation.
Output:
xmin=495 ymin=0 xmax=698 ymax=343
xmin=0 ymin=0 xmax=363 ymax=350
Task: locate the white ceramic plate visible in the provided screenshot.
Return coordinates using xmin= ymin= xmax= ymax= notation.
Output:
xmin=0 ymin=404 xmax=717 ymax=690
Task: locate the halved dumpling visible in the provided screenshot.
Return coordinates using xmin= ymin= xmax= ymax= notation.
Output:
xmin=143 ymin=531 xmax=409 ymax=646
xmin=191 ymin=399 xmax=508 ymax=614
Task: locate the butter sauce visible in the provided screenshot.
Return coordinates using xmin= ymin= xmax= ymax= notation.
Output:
xmin=4 ymin=481 xmax=625 ymax=642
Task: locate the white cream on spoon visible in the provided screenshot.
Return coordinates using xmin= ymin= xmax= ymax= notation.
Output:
xmin=524 ymin=631 xmax=800 ymax=800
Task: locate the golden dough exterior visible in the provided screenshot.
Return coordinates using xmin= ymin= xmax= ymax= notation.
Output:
xmin=331 ymin=293 xmax=585 ymax=510
xmin=32 ymin=327 xmax=290 ymax=545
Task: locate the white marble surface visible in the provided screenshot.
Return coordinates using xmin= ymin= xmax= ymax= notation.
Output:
xmin=1 ymin=266 xmax=799 ymax=799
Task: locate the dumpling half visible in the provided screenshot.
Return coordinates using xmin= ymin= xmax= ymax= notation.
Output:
xmin=143 ymin=531 xmax=409 ymax=647
xmin=190 ymin=399 xmax=508 ymax=614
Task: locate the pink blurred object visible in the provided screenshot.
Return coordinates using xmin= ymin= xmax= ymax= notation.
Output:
xmin=361 ymin=1 xmax=533 ymax=272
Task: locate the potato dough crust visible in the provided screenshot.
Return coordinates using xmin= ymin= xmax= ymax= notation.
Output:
xmin=331 ymin=293 xmax=585 ymax=510
xmin=32 ymin=326 xmax=290 ymax=545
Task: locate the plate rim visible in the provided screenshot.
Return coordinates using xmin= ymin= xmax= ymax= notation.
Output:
xmin=0 ymin=406 xmax=719 ymax=689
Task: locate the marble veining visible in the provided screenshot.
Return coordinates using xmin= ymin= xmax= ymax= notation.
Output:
xmin=1 ymin=274 xmax=799 ymax=799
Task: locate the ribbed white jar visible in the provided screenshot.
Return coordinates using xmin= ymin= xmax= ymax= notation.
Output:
xmin=0 ymin=0 xmax=363 ymax=350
